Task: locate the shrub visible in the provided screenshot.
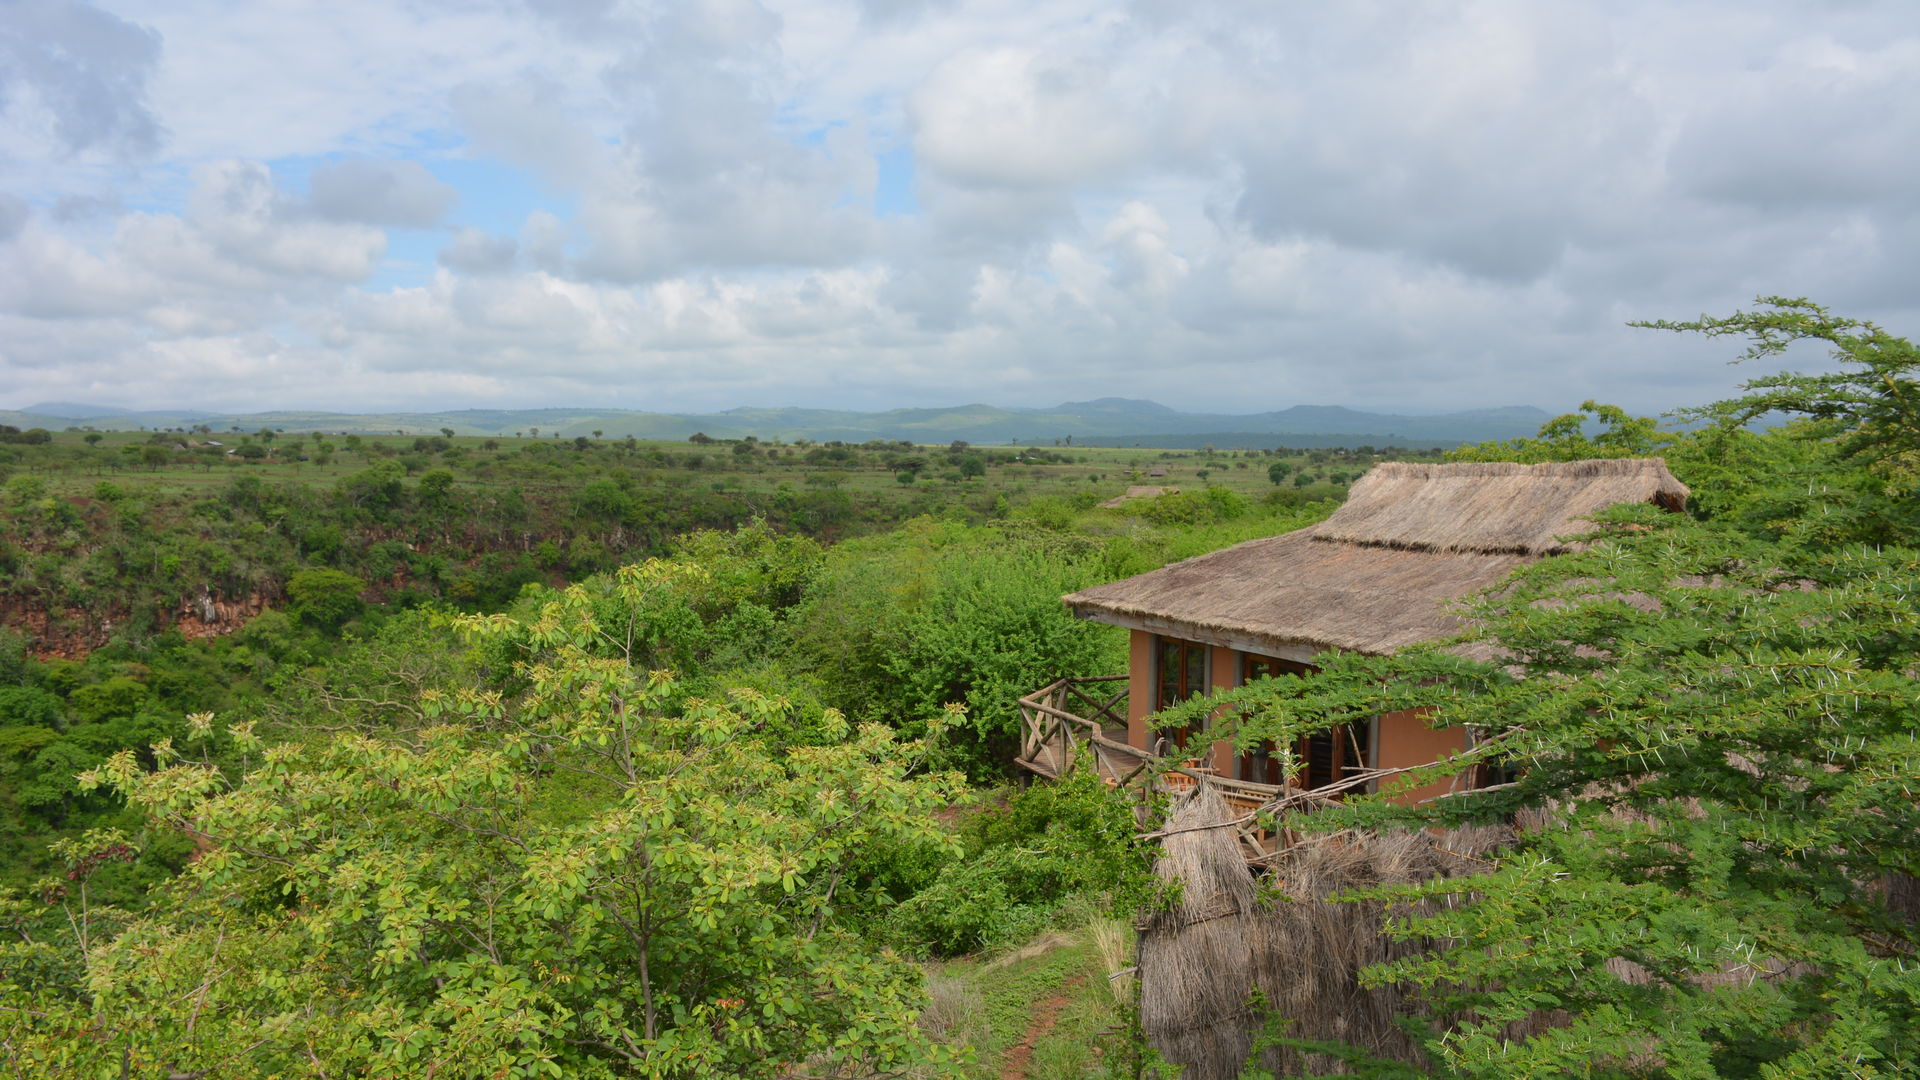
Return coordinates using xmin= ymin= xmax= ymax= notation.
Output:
xmin=884 ymin=770 xmax=1146 ymax=956
xmin=285 ymin=569 xmax=366 ymax=632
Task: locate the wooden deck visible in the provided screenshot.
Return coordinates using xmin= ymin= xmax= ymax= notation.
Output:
xmin=1015 ymin=675 xmax=1444 ymax=863
xmin=1014 ymin=675 xmax=1296 ymax=860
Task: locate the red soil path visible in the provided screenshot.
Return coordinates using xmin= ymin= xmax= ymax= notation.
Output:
xmin=998 ymin=973 xmax=1087 ymax=1080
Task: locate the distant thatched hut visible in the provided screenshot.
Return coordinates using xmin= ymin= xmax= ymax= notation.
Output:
xmin=1098 ymin=484 xmax=1180 ymax=509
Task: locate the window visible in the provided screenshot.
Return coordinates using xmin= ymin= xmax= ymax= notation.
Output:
xmin=1237 ymin=653 xmax=1371 ymax=790
xmin=1154 ymin=637 xmax=1210 ymax=749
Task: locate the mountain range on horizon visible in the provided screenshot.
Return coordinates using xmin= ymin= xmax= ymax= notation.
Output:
xmin=2 ymin=397 xmax=1556 ymax=449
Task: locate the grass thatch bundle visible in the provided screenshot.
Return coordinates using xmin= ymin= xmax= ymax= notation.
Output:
xmin=1310 ymin=459 xmax=1689 ymax=557
xmin=1138 ymin=782 xmax=1517 ymax=1079
xmin=1138 ymin=784 xmax=1265 ymax=1076
xmin=1246 ymin=823 xmax=1516 ymax=1077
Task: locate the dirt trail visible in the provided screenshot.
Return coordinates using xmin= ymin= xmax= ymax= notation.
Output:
xmin=998 ymin=972 xmax=1087 ymax=1080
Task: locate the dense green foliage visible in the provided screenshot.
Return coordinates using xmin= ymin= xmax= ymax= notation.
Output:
xmin=0 ymin=427 xmax=1370 ymax=660
xmin=29 ymin=573 xmax=967 ymax=1077
xmin=883 ymin=768 xmax=1149 ymax=956
xmin=0 ymin=434 xmax=1342 ymax=1074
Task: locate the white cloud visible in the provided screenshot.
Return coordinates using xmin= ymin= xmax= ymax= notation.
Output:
xmin=180 ymin=160 xmax=385 ymax=281
xmin=0 ymin=222 xmax=159 ymax=319
xmin=0 ymin=195 xmax=29 ymax=241
xmin=0 ymin=158 xmax=383 ymax=371
xmin=439 ymin=227 xmax=519 ymax=274
xmin=911 ymin=45 xmax=1153 ymax=189
xmin=308 ymin=158 xmax=457 ymax=227
xmin=0 ymin=0 xmax=163 ymax=161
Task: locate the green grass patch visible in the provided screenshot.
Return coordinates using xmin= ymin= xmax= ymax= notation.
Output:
xmin=923 ymin=921 xmax=1136 ymax=1079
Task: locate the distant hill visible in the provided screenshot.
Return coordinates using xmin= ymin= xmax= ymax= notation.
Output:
xmin=0 ymin=411 xmax=74 ymax=430
xmin=1072 ymin=432 xmax=1469 ymax=451
xmin=23 ymin=402 xmax=137 ymax=419
xmin=1006 ymin=397 xmax=1180 ymax=417
xmin=13 ymin=400 xmax=1555 ymax=447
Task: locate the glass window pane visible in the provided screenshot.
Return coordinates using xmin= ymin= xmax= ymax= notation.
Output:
xmin=1157 ymin=638 xmax=1180 ymax=709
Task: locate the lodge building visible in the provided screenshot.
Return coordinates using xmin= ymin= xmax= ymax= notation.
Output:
xmin=1016 ymin=458 xmax=1690 ymax=806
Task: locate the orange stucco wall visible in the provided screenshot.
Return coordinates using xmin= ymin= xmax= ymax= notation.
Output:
xmin=1122 ymin=633 xmax=1468 ymax=801
xmin=1126 ymin=630 xmax=1154 ymax=749
xmin=1206 ymin=645 xmax=1236 ymax=773
xmin=1373 ymin=708 xmax=1466 ymax=805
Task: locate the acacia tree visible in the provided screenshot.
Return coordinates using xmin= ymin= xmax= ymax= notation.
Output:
xmin=1641 ymin=296 xmax=1920 ymax=547
xmin=1198 ymin=540 xmax=1920 ymax=1079
xmin=17 ymin=562 xmax=967 ymax=1078
xmin=1186 ymin=299 xmax=1920 ymax=1077
xmin=1445 ymin=400 xmax=1669 ymax=463
xmin=1316 ymin=512 xmax=1920 ymax=1076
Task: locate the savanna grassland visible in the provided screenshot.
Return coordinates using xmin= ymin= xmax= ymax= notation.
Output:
xmin=0 ymin=425 xmax=1406 ymax=654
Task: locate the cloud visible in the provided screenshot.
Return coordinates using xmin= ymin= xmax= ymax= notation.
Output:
xmin=1666 ymin=36 xmax=1920 ymax=213
xmin=911 ymin=45 xmax=1154 ymax=190
xmin=450 ymin=77 xmax=604 ymax=186
xmin=0 ymin=220 xmax=160 ymax=319
xmin=308 ymin=158 xmax=458 ymax=227
xmin=0 ymin=194 xmax=29 ymax=241
xmin=0 ymin=0 xmax=163 ymax=159
xmin=50 ymin=192 xmax=121 ymax=221
xmin=183 ymin=160 xmax=385 ymax=281
xmin=561 ymin=2 xmax=879 ymax=282
xmin=439 ymin=227 xmax=519 ymax=273
xmin=0 ymin=159 xmax=382 ymax=340
xmin=1221 ymin=5 xmax=1662 ymax=282
xmin=519 ymin=211 xmax=571 ymax=273
xmin=856 ymin=0 xmax=957 ymax=28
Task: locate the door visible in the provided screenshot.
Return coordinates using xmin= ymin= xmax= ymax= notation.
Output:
xmin=1153 ymin=636 xmax=1210 ymax=752
xmin=1237 ymin=653 xmax=1371 ymax=790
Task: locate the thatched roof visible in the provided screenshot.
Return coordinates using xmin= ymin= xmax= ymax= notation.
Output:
xmin=1064 ymin=458 xmax=1688 ymax=657
xmin=1098 ymin=484 xmax=1179 ymax=509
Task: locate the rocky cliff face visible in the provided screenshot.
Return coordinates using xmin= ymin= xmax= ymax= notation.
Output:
xmin=171 ymin=589 xmax=274 ymax=641
xmin=1 ymin=589 xmax=275 ymax=659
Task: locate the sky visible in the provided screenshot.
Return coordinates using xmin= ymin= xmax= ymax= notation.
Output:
xmin=1 ymin=0 xmax=1917 ymax=417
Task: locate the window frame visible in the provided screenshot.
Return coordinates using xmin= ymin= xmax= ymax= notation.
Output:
xmin=1235 ymin=651 xmax=1373 ymax=791
xmin=1152 ymin=636 xmax=1211 ymax=751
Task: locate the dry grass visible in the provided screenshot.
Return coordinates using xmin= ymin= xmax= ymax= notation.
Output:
xmin=1246 ymin=822 xmax=1519 ymax=1077
xmin=1087 ymin=917 xmax=1134 ymax=1005
xmin=1137 ymin=785 xmax=1266 ymax=1076
xmin=983 ymin=931 xmax=1079 ymax=971
xmin=918 ymin=970 xmax=990 ymax=1049
xmin=1136 ymin=783 xmax=1520 ymax=1080
xmin=1312 ymin=458 xmax=1689 ymax=556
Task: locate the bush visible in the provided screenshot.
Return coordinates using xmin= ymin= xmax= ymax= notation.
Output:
xmin=883 ymin=770 xmax=1146 ymax=956
xmin=0 ymin=686 xmax=63 ymax=729
xmin=285 ymin=569 xmax=367 ymax=632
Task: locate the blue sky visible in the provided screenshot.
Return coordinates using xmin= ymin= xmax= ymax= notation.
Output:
xmin=1 ymin=0 xmax=1917 ymax=415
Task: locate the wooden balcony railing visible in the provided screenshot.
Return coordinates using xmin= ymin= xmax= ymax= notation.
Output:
xmin=1015 ymin=675 xmax=1295 ymax=859
xmin=1014 ymin=675 xmax=1444 ymax=863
